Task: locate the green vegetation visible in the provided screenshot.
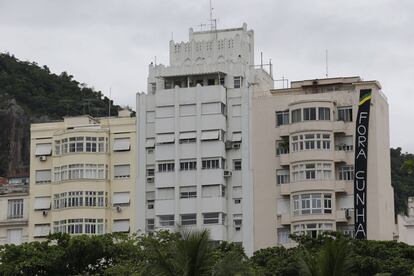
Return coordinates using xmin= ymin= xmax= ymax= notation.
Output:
xmin=0 ymin=53 xmax=118 ymax=119
xmin=0 ymin=53 xmax=122 ymax=177
xmin=391 ymin=148 xmax=414 ymax=215
xmin=1 ymin=231 xmax=414 ymax=276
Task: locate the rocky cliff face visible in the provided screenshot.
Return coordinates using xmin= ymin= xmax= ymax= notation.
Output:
xmin=0 ymin=97 xmax=30 ymax=177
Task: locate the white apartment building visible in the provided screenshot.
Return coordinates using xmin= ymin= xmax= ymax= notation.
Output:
xmin=136 ymin=23 xmax=273 ymax=255
xmin=252 ymin=77 xmax=395 ymax=248
xmin=397 ymin=197 xmax=414 ymax=245
xmin=0 ymin=179 xmax=29 ymax=245
xmin=29 ymin=110 xmax=136 ymax=240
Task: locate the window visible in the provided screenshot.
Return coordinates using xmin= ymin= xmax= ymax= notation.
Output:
xmin=234 ymin=76 xmax=242 ymax=88
xmin=54 ymin=141 xmax=61 ymax=155
xmin=113 ymin=138 xmax=130 ymax=151
xmin=276 ymin=170 xmax=290 ymax=184
xmin=180 ymin=160 xmax=197 ymax=171
xmin=180 ymin=105 xmax=196 ymax=117
xmin=34 ymin=196 xmax=51 ymax=210
xmin=147 ymin=219 xmax=155 ymax=231
xmin=85 ymin=219 xmax=104 ymax=234
xmin=181 ymin=214 xmax=197 ymax=225
xmin=233 ymin=214 xmax=242 ymax=230
xmin=180 ymin=186 xmax=197 ymax=198
xmin=202 ymin=185 xmax=222 ymax=198
xmin=203 ymin=212 xmax=220 ymax=224
xmin=201 ymin=130 xmax=221 ymax=141
xmin=8 ymin=199 xmax=23 ymax=219
xmin=338 ymin=106 xmax=353 ymax=122
xmin=277 ymin=228 xmax=290 ymax=245
xmin=156 ymin=106 xmax=175 ymax=118
xmin=324 ymin=194 xmax=332 ymax=214
xmin=35 ymin=143 xmax=52 ymax=156
xmin=158 ymin=161 xmax=175 ymax=172
xmin=112 ymin=192 xmax=130 ymax=206
xmin=291 ymin=109 xmax=302 ymax=123
xmin=156 ymin=133 xmax=175 ymax=144
xmin=114 ymin=164 xmax=130 ymax=179
xmin=85 ymin=137 xmax=97 ymax=152
xmin=276 ymin=140 xmax=289 ymax=155
xmin=159 ymin=215 xmax=174 ymax=227
xmin=233 ymin=159 xmax=242 ymax=171
xmin=291 ymin=133 xmax=331 ymax=152
xmin=150 ymin=83 xmax=156 ymax=93
xmin=112 ymin=219 xmax=130 ymax=233
xmin=68 ymin=164 xmax=84 ymax=179
xmin=232 ymin=104 xmax=241 ymax=117
xmin=7 ymin=229 xmax=22 ymax=244
xmin=201 ymin=102 xmax=223 ymax=115
xmin=338 ymin=165 xmax=354 ymax=180
xmin=67 ymin=218 xmax=83 ymax=234
xmin=34 ymin=224 xmax=51 ymax=237
xmin=68 ymin=137 xmax=84 ymax=153
xmin=276 ymin=111 xmax=289 ymax=126
xmin=157 ymin=187 xmax=175 ymax=200
xmin=146 ymin=191 xmax=155 ymax=209
xmin=146 ymin=166 xmax=155 ymax=177
xmin=293 ymin=193 xmax=332 ymax=216
xmin=292 ymin=162 xmax=332 ymax=182
xmin=202 ymin=158 xmax=223 ymax=169
xmin=146 ymin=138 xmax=155 ymax=148
xmin=293 ymin=223 xmax=333 ymax=237
xmin=179 ymin=132 xmax=196 ymax=143
xmin=35 ymin=170 xmax=51 ymax=184
xmin=303 ymin=108 xmax=316 ymax=121
xmin=318 ymin=107 xmax=330 ymax=120
xmin=67 ymin=191 xmax=83 ymax=207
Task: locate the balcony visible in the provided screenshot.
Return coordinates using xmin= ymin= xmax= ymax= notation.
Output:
xmin=280 ymin=183 xmax=290 ymax=195
xmin=279 ymin=213 xmax=291 ymax=225
xmin=0 ymin=217 xmax=28 ymax=226
xmin=333 ymin=121 xmax=353 ymax=134
xmin=201 ymin=197 xmax=227 ymax=213
xmin=333 ymin=150 xmax=353 ymax=164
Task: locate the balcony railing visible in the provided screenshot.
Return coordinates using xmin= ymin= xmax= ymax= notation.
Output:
xmin=335 ymin=144 xmax=354 ymax=151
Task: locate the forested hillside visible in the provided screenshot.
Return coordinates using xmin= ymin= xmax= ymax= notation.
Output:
xmin=391 ymin=148 xmax=414 ymax=215
xmin=0 ymin=53 xmax=119 ymax=177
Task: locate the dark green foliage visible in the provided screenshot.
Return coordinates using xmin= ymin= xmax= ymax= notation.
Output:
xmin=1 ymin=231 xmax=414 ymax=275
xmin=391 ymin=147 xmax=414 ymax=215
xmin=0 ymin=53 xmax=118 ymax=119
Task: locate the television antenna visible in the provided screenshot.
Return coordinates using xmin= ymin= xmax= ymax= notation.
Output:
xmin=325 ymin=49 xmax=329 ymax=78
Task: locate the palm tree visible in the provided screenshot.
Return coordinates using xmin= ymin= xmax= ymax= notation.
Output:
xmin=298 ymin=238 xmax=353 ymax=276
xmin=147 ymin=229 xmax=252 ymax=276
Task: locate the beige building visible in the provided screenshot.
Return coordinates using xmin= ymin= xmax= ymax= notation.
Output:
xmin=28 ymin=110 xmax=136 ymax=240
xmin=0 ymin=178 xmax=29 ymax=245
xmin=252 ymin=76 xmax=395 ymax=249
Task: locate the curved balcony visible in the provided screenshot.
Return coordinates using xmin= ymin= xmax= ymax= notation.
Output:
xmin=290 ymin=213 xmax=336 ymax=224
xmin=282 ymin=180 xmax=352 ymax=195
xmin=289 ymin=121 xmax=334 ymax=134
xmin=289 ymin=150 xmax=334 ymax=163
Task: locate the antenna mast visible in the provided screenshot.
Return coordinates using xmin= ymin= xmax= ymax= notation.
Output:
xmin=325 ymin=49 xmax=329 ymax=78
xmin=209 ymin=0 xmax=217 ymax=38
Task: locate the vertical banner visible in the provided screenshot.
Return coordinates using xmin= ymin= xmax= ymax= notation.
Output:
xmin=354 ymin=89 xmax=372 ymax=239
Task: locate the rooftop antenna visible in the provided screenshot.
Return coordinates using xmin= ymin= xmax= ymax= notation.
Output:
xmin=108 ymin=87 xmax=111 ymax=117
xmin=209 ymin=0 xmax=217 ymax=38
xmin=171 ymin=32 xmax=174 ymax=40
xmin=325 ymin=49 xmax=329 ymax=78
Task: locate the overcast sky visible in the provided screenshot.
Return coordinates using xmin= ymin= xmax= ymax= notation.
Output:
xmin=1 ymin=0 xmax=413 ymax=152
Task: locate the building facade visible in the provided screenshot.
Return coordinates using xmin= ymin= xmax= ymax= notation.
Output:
xmin=397 ymin=197 xmax=414 ymax=245
xmin=0 ymin=179 xmax=29 ymax=245
xmin=28 ymin=110 xmax=136 ymax=240
xmin=136 ymin=24 xmax=273 ymax=255
xmin=252 ymin=77 xmax=395 ymax=248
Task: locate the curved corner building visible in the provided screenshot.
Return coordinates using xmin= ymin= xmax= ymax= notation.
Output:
xmin=28 ymin=111 xmax=136 ymax=240
xmin=252 ymin=77 xmax=395 ymax=249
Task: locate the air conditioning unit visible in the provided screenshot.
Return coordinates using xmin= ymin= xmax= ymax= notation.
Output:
xmin=42 ymin=210 xmax=48 ymax=216
xmin=225 ymin=141 xmax=232 ymax=150
xmin=224 ymin=170 xmax=232 ymax=177
xmin=345 ymin=208 xmax=352 ymax=219
xmin=116 ymin=206 xmax=122 ymax=213
xmin=147 ymin=177 xmax=154 ymax=183
xmin=39 ymin=156 xmax=47 ymax=161
xmin=232 ymin=143 xmax=241 ymax=149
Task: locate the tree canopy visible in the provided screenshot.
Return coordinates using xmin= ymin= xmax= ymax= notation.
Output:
xmin=1 ymin=231 xmax=414 ymax=276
